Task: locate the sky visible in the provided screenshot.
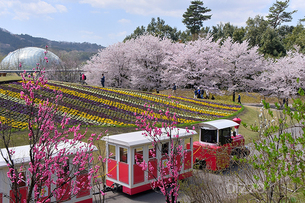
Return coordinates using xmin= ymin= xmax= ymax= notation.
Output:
xmin=0 ymin=0 xmax=304 ymax=47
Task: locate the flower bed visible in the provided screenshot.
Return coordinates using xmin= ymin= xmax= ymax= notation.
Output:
xmin=0 ymin=81 xmax=242 ymax=128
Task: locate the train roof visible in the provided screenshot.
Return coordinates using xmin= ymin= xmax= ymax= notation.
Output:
xmin=0 ymin=140 xmax=97 ymax=168
xmin=199 ymin=119 xmax=239 ymax=130
xmin=101 ymin=128 xmax=197 ymax=147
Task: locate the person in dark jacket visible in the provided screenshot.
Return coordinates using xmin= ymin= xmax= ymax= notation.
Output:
xmin=172 ymin=83 xmax=177 ymax=95
xmin=197 ymin=88 xmax=201 ymax=99
xmin=194 ymin=88 xmax=198 ymax=99
xmin=101 ymin=74 xmax=105 ymax=87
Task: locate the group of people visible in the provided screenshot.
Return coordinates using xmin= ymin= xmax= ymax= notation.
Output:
xmin=78 ymin=73 xmax=106 ymax=87
xmin=194 ymin=87 xmax=213 ymax=100
xmin=171 ymin=84 xmax=216 ymax=100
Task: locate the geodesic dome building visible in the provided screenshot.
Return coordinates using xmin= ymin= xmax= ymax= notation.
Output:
xmin=0 ymin=47 xmax=62 ymax=70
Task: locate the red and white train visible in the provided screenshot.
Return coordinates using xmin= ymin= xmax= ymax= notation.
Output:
xmin=102 ymin=118 xmax=249 ymax=195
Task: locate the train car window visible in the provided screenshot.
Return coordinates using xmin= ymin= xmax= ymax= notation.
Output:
xmin=134 ymin=147 xmax=143 ymax=163
xmin=108 ymin=144 xmax=116 ymax=160
xmin=219 ymin=127 xmax=232 ymax=145
xmin=162 ymin=142 xmax=169 ymax=156
xmin=120 ymin=147 xmax=128 ymax=163
xmin=149 ymin=144 xmax=156 ymax=159
xmin=184 ymin=137 xmax=192 ymax=151
xmin=200 ymin=128 xmax=217 ymax=143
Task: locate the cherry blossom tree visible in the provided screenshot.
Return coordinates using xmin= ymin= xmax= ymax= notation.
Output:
xmin=84 ymin=34 xmax=267 ymax=100
xmin=162 ymin=36 xmax=222 ymax=89
xmin=215 ymin=38 xmax=266 ymax=101
xmin=84 ymin=34 xmax=181 ymax=91
xmin=128 ymin=35 xmax=176 ymax=91
xmin=258 ymin=47 xmax=305 ymax=101
xmin=0 ymin=46 xmax=102 ymax=203
xmin=83 ymin=41 xmax=133 ymax=88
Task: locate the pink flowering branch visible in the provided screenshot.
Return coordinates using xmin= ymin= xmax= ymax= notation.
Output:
xmin=0 ymin=45 xmax=105 ymax=203
xmin=135 ymin=107 xmax=187 ymax=203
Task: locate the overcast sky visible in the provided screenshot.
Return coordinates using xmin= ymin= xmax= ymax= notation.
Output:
xmin=0 ymin=0 xmax=304 ymax=47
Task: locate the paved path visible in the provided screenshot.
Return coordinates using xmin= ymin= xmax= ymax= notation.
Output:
xmin=243 ymin=103 xmax=293 ymax=109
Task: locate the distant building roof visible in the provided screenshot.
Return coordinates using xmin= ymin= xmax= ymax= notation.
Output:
xmin=0 ymin=47 xmax=62 ymax=70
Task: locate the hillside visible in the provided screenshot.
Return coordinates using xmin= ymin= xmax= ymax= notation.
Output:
xmin=0 ymin=28 xmax=105 ymax=56
xmin=0 ymin=80 xmax=242 ymax=129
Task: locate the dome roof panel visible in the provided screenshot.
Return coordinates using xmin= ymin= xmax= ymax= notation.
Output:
xmin=0 ymin=47 xmax=61 ymax=70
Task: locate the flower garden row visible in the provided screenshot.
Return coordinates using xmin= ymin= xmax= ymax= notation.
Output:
xmin=0 ymin=81 xmax=242 ymax=129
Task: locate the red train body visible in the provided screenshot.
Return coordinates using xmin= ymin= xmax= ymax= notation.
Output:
xmin=189 ymin=119 xmax=249 ymax=171
xmin=102 ymin=118 xmax=249 ymax=195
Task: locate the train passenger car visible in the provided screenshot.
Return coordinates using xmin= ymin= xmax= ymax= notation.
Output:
xmin=0 ymin=141 xmax=96 ymax=203
xmin=189 ymin=118 xmax=249 ymax=171
xmin=101 ymin=128 xmax=196 ymax=195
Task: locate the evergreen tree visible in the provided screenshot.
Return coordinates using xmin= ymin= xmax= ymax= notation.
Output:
xmin=232 ymin=27 xmax=246 ymax=43
xmin=259 ymin=27 xmax=286 ymax=57
xmin=277 ymin=25 xmax=294 ymax=40
xmin=284 ymin=24 xmax=305 ymax=53
xmin=210 ymin=22 xmax=237 ymax=42
xmin=266 ymin=0 xmax=297 ymax=29
xmin=182 ymin=0 xmax=212 ymax=40
xmin=124 ymin=18 xmax=181 ymax=42
xmin=146 ymin=17 xmax=181 ymax=41
xmin=179 ymin=30 xmax=193 ymax=43
xmin=244 ymin=15 xmax=269 ymax=47
xmin=124 ymin=26 xmax=146 ymax=42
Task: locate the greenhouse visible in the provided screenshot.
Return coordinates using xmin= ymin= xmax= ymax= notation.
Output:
xmin=0 ymin=47 xmax=62 ymax=70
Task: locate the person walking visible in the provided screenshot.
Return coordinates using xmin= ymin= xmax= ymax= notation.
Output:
xmin=172 ymin=83 xmax=177 ymax=96
xmin=82 ymin=73 xmax=87 ymax=85
xmin=197 ymin=87 xmax=201 ymax=99
xmin=194 ymin=88 xmax=198 ymax=99
xmin=200 ymin=88 xmax=204 ymax=99
xmin=101 ymin=74 xmax=105 ymax=87
xmin=238 ymin=94 xmax=241 ymax=104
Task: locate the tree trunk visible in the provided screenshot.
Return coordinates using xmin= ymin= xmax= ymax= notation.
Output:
xmin=232 ymin=91 xmax=235 ymax=102
xmin=192 ymin=33 xmax=198 ymax=41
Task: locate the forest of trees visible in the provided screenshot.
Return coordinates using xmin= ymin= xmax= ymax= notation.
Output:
xmin=83 ymin=34 xmax=305 ymax=103
xmin=80 ymin=0 xmax=305 ymax=102
xmin=124 ymin=0 xmax=305 ymax=57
